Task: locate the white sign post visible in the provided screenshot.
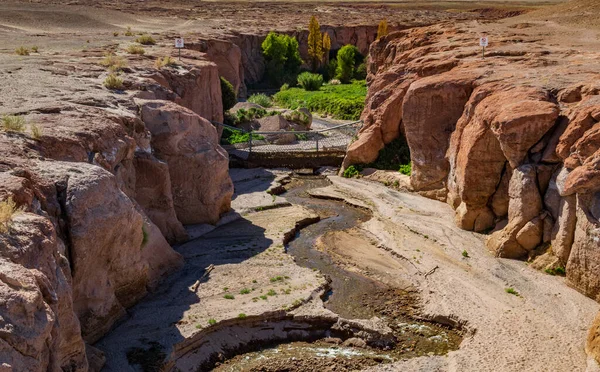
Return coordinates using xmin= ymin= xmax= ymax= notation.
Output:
xmin=479 ymin=36 xmax=489 ymax=58
xmin=175 ymin=38 xmax=184 ymax=60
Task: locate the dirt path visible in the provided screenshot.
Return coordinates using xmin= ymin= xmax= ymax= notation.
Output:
xmin=313 ymin=176 xmax=600 ymax=372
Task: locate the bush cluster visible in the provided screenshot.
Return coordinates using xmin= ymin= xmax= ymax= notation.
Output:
xmin=220 ymin=77 xmax=237 ymax=111
xmin=220 ymin=127 xmax=265 ymax=145
xmin=273 ymin=80 xmax=366 ymax=120
xmin=261 ymin=32 xmax=303 ymax=87
xmin=297 ymin=72 xmax=323 ymax=91
xmin=2 ymin=115 xmax=26 ymax=132
xmin=247 ymin=93 xmax=273 ymax=108
xmin=226 ymin=107 xmax=279 ymax=126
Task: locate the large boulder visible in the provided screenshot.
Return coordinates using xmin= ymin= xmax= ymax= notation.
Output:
xmin=140 ymin=100 xmax=233 ymax=225
xmin=0 ymin=214 xmax=87 ymax=372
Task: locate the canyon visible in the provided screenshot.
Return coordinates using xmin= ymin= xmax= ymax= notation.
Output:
xmin=1 ymin=0 xmax=600 ymax=371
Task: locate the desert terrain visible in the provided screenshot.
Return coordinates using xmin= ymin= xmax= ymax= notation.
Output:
xmin=1 ymin=0 xmax=600 ymax=371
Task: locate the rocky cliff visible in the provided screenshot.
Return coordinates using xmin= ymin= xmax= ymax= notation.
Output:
xmin=344 ymin=20 xmax=600 ymax=301
xmin=0 ymin=45 xmax=233 ymax=371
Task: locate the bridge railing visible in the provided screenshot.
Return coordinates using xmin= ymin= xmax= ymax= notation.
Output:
xmin=213 ymin=120 xmax=363 ymax=158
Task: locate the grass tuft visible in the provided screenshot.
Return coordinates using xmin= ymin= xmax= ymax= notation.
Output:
xmin=2 ymin=115 xmax=26 ymax=132
xmin=30 ymin=123 xmax=42 ymax=139
xmin=127 ymin=45 xmax=145 ymax=55
xmin=31 ymin=46 xmax=39 ymax=53
xmin=342 ymin=165 xmax=360 ymax=178
xmin=100 ymin=53 xmax=128 ymax=72
xmin=505 ymin=287 xmax=520 ymax=296
xmin=136 ymin=34 xmax=156 ymax=45
xmin=103 ymin=73 xmax=124 ymax=90
xmin=0 ymin=197 xmax=18 ymax=233
xmin=223 ymin=294 xmax=235 ymax=300
xmin=237 ymin=313 xmax=247 ymax=319
xmin=462 ymin=250 xmax=469 ymax=258
xmin=208 ymin=318 xmax=217 ymax=325
xmin=154 ymin=56 xmax=176 ymax=69
xmin=247 ymin=93 xmax=272 ymax=108
xmin=15 ymin=46 xmax=29 ymax=56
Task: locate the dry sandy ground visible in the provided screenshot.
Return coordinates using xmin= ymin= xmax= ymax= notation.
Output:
xmin=312 ymin=176 xmax=600 ymax=372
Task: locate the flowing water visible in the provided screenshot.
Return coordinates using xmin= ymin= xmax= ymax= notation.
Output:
xmin=214 ymin=174 xmax=462 ymax=371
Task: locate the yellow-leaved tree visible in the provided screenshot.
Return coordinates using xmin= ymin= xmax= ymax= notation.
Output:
xmin=377 ymin=19 xmax=388 ymax=40
xmin=322 ymin=32 xmax=331 ymax=63
xmin=307 ymin=15 xmax=323 ymax=72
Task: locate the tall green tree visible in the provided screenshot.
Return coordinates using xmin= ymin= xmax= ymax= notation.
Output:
xmin=335 ymin=45 xmax=358 ymax=83
xmin=307 ymin=16 xmax=323 ymax=72
xmin=261 ymin=32 xmax=303 ymax=86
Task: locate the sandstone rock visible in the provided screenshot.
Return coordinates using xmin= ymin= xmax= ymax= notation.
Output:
xmin=257 ymin=115 xmax=292 ymax=132
xmin=491 ymin=165 xmax=512 ymax=218
xmin=516 ymin=217 xmax=543 ymax=251
xmin=487 ymin=165 xmax=542 ymax=258
xmin=551 ymin=194 xmax=577 ymax=265
xmin=566 ymin=192 xmax=600 ymax=301
xmin=0 ymin=214 xmax=87 ymax=372
xmin=402 ymin=72 xmax=474 ymax=192
xmin=134 ymin=152 xmax=188 ymax=243
xmin=154 ymin=59 xmax=224 ymax=123
xmin=140 ymin=100 xmax=233 ymax=225
xmin=587 ymin=312 xmax=600 ymax=365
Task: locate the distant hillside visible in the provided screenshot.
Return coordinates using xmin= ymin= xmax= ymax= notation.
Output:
xmin=527 ymin=0 xmax=600 ymax=28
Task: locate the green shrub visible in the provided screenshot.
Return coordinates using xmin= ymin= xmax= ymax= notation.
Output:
xmin=136 ymin=34 xmax=156 ymax=45
xmin=297 ymin=72 xmax=323 ymax=91
xmin=223 ymin=294 xmax=235 ymax=300
xmin=247 ymin=93 xmax=272 ymax=108
xmin=545 ymin=267 xmax=566 ymax=276
xmin=220 ymin=127 xmax=265 ymax=145
xmin=273 ymin=80 xmax=366 ymax=120
xmin=208 ymin=318 xmax=217 ymax=325
xmin=238 ymin=313 xmax=247 ymax=319
xmin=505 ymin=287 xmax=519 ymax=296
xmin=261 ymin=32 xmax=303 ymax=87
xmin=100 ymin=53 xmax=128 ymax=71
xmin=220 ymin=77 xmax=237 ymax=111
xmin=336 ymin=45 xmax=359 ymax=83
xmin=127 ymin=45 xmax=145 ymax=55
xmin=15 ymin=46 xmax=29 ymax=56
xmin=355 ymin=62 xmax=367 ymax=80
xmin=2 ymin=115 xmax=26 ymax=132
xmin=398 ymin=163 xmax=411 ymax=176
xmin=103 ymin=73 xmax=124 ymax=90
xmin=283 ymin=110 xmax=310 ymax=126
xmin=31 ymin=46 xmax=39 ymax=53
xmin=280 ymin=83 xmax=290 ymax=91
xmin=343 ymin=165 xmax=360 ymax=178
xmin=267 ymin=289 xmax=277 ymax=296
xmin=239 ymin=288 xmax=251 ymax=294
xmin=365 ymin=135 xmax=411 ymax=170
xmin=462 ymin=250 xmax=469 ymax=258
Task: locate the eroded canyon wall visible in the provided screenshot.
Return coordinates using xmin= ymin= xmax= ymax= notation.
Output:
xmin=0 ymin=48 xmax=232 ymax=371
xmin=344 ymin=22 xmax=600 ymax=296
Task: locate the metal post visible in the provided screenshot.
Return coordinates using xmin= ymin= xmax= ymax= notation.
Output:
xmin=315 ymin=137 xmax=319 ymax=153
xmin=248 ymin=132 xmax=252 ymax=154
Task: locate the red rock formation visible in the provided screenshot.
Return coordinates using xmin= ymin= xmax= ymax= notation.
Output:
xmin=344 ymin=22 xmax=600 ymax=299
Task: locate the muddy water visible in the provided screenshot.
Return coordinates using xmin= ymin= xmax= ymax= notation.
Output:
xmin=216 ymin=174 xmax=462 ymax=371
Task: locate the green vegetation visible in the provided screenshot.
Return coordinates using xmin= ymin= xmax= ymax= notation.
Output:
xmin=220 ymin=77 xmax=237 ymax=111
xmin=247 ymin=93 xmax=272 ymax=108
xmin=225 ymin=107 xmax=279 ymax=127
xmin=355 ymin=62 xmax=367 ymax=80
xmin=103 ymin=73 xmax=124 ymax=90
xmin=267 ymin=289 xmax=277 ymax=296
xmin=260 ymin=295 xmax=268 ymax=300
xmin=273 ymin=80 xmax=366 ymax=120
xmin=237 ymin=313 xmax=247 ymax=319
xmin=220 ymin=127 xmax=265 ymax=145
xmin=15 ymin=46 xmax=29 ymax=56
xmin=127 ymin=45 xmax=145 ymax=55
xmin=125 ymin=27 xmax=134 ymax=36
xmin=367 ymin=135 xmax=411 ymax=170
xmin=195 ymin=324 xmax=202 ymax=329
xmin=297 ymin=72 xmax=323 ymax=91
xmin=136 ymin=34 xmax=156 ymax=45
xmin=336 ymin=45 xmax=359 ymax=83
xmin=2 ymin=115 xmax=26 ymax=133
xmin=505 ymin=287 xmax=520 ymax=296
xmin=223 ymin=294 xmax=235 ymax=300
xmin=462 ymin=250 xmax=469 ymax=258
xmin=208 ymin=318 xmax=217 ymax=325
xmin=31 ymin=46 xmax=39 ymax=53
xmin=261 ymin=32 xmax=303 ymax=87
xmin=283 ymin=109 xmax=310 ymax=126
xmin=545 ymin=267 xmax=566 ymax=276
xmin=239 ymin=288 xmax=251 ymax=295
xmin=398 ymin=163 xmax=412 ymax=176
xmin=270 ymin=276 xmax=284 ymax=282
xmin=342 ymin=165 xmax=360 ymax=178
